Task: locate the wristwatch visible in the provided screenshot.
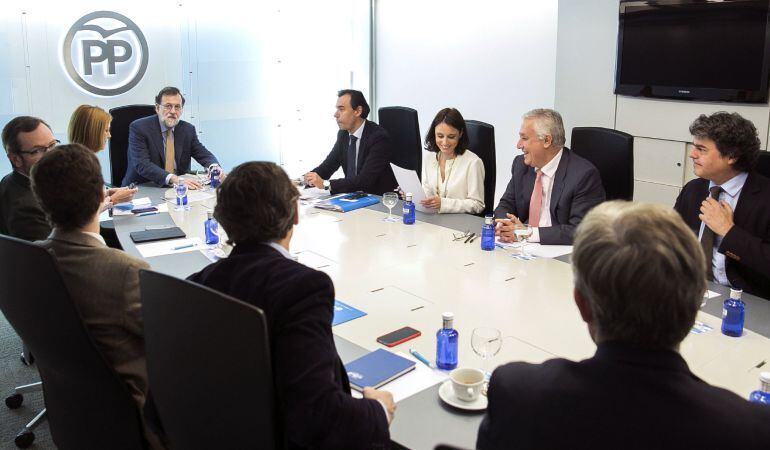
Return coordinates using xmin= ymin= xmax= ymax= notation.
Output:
xmin=323 ymin=180 xmax=330 ymax=190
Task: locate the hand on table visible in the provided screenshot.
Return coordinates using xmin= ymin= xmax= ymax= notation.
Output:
xmin=171 ymin=175 xmax=203 ymax=190
xmin=363 ymin=387 xmax=396 ymax=425
xmin=303 ymin=172 xmax=325 ymax=189
xmin=495 ymin=213 xmax=523 ymax=243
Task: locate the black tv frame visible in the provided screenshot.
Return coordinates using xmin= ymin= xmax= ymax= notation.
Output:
xmin=614 ymin=0 xmax=770 ymax=104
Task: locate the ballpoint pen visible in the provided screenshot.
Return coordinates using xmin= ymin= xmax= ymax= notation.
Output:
xmin=409 ymin=348 xmax=434 ymax=369
xmin=136 ymin=211 xmax=159 ymax=217
xmin=464 ymin=232 xmax=476 ymax=244
xmin=173 ymin=243 xmax=195 ymax=251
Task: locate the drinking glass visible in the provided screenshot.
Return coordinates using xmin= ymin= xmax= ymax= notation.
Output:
xmin=513 ymin=224 xmax=533 ymax=256
xmin=195 ymin=167 xmax=210 ymax=191
xmin=471 ymin=327 xmax=502 ymax=392
xmin=382 ymin=192 xmax=399 ymax=222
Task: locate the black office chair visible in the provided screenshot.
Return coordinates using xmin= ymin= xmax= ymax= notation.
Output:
xmin=378 ymin=106 xmax=422 ymax=179
xmin=755 ymin=150 xmax=770 ymax=179
xmin=570 ymin=127 xmax=634 ymax=201
xmin=0 ymin=234 xmax=146 ymax=449
xmin=108 ymin=105 xmax=156 ymax=187
xmin=140 ymin=270 xmax=277 ymax=450
xmin=466 ymin=120 xmax=496 ymax=216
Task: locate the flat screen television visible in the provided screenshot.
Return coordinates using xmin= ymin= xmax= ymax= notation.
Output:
xmin=615 ymin=0 xmax=770 ymax=103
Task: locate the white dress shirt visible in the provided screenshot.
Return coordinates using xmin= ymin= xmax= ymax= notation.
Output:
xmin=697 ymin=172 xmax=748 ymax=286
xmin=421 ymin=150 xmax=485 ymax=214
xmin=529 ymin=149 xmax=563 ymax=243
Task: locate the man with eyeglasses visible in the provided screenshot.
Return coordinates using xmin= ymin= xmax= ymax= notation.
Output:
xmin=123 ymin=86 xmax=224 ymax=188
xmin=0 ymin=116 xmax=57 ymax=241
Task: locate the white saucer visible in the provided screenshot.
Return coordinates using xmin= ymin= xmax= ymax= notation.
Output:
xmin=438 ymin=380 xmax=488 ymax=411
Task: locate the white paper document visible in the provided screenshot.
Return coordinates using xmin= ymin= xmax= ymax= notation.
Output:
xmin=389 ymin=163 xmax=436 ymax=214
xmin=135 ymin=237 xmax=205 ymax=258
xmin=350 ymin=351 xmax=448 ymax=402
xmin=495 ymin=238 xmax=573 ymax=258
xmin=298 ymin=187 xmax=330 ymax=201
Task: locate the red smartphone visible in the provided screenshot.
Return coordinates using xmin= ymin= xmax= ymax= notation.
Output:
xmin=376 ymin=327 xmax=421 ymax=347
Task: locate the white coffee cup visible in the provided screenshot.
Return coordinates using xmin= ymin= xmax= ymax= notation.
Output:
xmin=449 ymin=367 xmax=485 ymax=402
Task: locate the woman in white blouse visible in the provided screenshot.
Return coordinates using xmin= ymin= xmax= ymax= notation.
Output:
xmin=421 ymin=108 xmax=485 ymax=214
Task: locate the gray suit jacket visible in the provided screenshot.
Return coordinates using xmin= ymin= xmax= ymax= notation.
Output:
xmin=37 ymin=229 xmax=151 ymax=410
xmin=494 ymin=148 xmax=605 ymax=244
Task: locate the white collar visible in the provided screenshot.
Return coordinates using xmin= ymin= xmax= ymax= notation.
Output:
xmin=350 ymin=120 xmax=365 ymax=140
xmin=709 ymin=172 xmax=748 ymax=198
xmin=538 ymin=148 xmax=563 ymax=178
xmin=266 ymin=241 xmax=292 ymax=259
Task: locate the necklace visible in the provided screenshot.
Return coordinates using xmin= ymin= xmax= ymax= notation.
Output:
xmin=436 ymin=153 xmax=457 ymax=198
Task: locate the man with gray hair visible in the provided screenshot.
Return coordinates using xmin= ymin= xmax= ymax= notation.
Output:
xmin=478 ymin=201 xmax=770 ymax=450
xmin=494 ymin=108 xmax=604 ymax=244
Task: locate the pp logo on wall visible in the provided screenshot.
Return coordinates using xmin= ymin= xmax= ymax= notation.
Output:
xmin=62 ymin=11 xmax=149 ymax=97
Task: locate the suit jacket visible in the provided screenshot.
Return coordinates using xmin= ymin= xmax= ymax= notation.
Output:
xmin=494 ymin=148 xmax=605 ymax=245
xmin=477 ymin=341 xmax=770 ymax=450
xmin=187 ymin=242 xmax=389 ymax=450
xmin=674 ymin=172 xmax=770 ymax=299
xmin=37 ymin=229 xmax=151 ymax=409
xmin=312 ymin=120 xmax=398 ymax=195
xmin=0 ymin=170 xmax=51 ymax=241
xmin=123 ymin=115 xmax=219 ymax=186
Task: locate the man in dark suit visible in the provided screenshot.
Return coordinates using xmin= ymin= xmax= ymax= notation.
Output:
xmin=478 ymin=201 xmax=770 ymax=450
xmin=123 ymin=86 xmax=223 ymax=187
xmin=494 ymin=109 xmax=604 ymax=245
xmin=674 ymin=112 xmax=770 ymax=299
xmin=0 ymin=116 xmax=54 ymax=241
xmin=189 ymin=161 xmax=394 ymax=450
xmin=304 ymin=90 xmax=398 ymax=195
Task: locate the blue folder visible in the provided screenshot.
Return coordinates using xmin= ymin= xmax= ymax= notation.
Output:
xmin=314 ymin=192 xmax=380 ymax=213
xmin=332 ymin=300 xmax=367 ymax=326
xmin=344 ymin=349 xmax=416 ymax=391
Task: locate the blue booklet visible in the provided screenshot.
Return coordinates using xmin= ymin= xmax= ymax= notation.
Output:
xmin=332 ymin=300 xmax=367 ymax=327
xmin=314 ymin=192 xmax=380 ymax=213
xmin=344 ymin=349 xmax=416 ymax=391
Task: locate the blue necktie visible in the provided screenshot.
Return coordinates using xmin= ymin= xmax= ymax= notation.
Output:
xmin=347 ymin=134 xmax=358 ymax=176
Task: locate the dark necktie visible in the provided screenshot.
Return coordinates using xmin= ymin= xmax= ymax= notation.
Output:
xmin=700 ymin=186 xmax=722 ymax=281
xmin=347 ymin=134 xmax=358 ymax=177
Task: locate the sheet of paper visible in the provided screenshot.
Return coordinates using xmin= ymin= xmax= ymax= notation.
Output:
xmin=299 ymin=187 xmax=330 ymax=201
xmin=186 ymin=190 xmax=215 ymax=202
xmin=132 ymin=197 xmax=152 ymax=206
xmin=495 ymin=238 xmax=572 ymax=258
xmin=390 ymin=163 xmax=436 ymax=214
xmin=705 ymin=290 xmax=720 ymax=299
xmin=351 ymin=351 xmax=448 ymax=402
xmin=135 ymin=237 xmax=205 ymax=258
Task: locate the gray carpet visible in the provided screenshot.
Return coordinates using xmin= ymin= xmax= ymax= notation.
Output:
xmin=0 ymin=312 xmax=53 ymax=450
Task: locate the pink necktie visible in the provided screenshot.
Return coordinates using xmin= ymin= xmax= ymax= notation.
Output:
xmin=528 ymin=171 xmax=543 ymax=226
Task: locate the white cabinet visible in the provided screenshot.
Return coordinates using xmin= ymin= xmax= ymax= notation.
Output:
xmin=634 ymin=137 xmax=687 ymax=186
xmin=634 ymin=180 xmax=680 ymax=206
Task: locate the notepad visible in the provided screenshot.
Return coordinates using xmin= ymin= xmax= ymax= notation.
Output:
xmin=129 ymin=227 xmax=186 ymax=243
xmin=344 ymin=349 xmax=416 ymax=391
xmin=314 ymin=192 xmax=380 ymax=212
xmin=332 ymin=300 xmax=367 ymax=326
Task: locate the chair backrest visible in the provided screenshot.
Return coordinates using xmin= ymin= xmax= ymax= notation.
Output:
xmin=378 ymin=106 xmax=422 ymax=179
xmin=570 ymin=126 xmax=634 ymax=201
xmin=108 ymin=105 xmax=156 ymax=186
xmin=756 ymin=150 xmax=770 ymax=179
xmin=0 ymin=234 xmax=145 ymax=450
xmin=465 ymin=120 xmax=496 ymax=215
xmin=140 ymin=270 xmax=276 ymax=450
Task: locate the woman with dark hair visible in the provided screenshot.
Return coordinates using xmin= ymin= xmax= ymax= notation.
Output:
xmin=420 ymin=108 xmax=484 ymax=214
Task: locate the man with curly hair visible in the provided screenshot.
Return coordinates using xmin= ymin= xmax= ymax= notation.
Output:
xmin=674 ymin=111 xmax=770 ymax=298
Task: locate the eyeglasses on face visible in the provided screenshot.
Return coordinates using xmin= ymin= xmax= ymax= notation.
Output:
xmin=159 ymin=103 xmax=183 ymax=112
xmin=18 ymin=140 xmax=60 ymax=156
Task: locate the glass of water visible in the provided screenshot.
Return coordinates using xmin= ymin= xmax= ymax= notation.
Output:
xmin=513 ymin=224 xmax=533 ymax=255
xmin=382 ymin=192 xmax=399 ymax=222
xmin=471 ymin=327 xmax=502 ymax=389
xmin=195 ymin=167 xmax=210 ymax=191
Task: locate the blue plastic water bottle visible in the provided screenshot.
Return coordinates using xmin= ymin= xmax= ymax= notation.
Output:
xmin=749 ymin=372 xmax=770 ymax=405
xmin=481 ymin=214 xmax=495 ymax=251
xmin=436 ymin=312 xmax=458 ymax=370
xmin=403 ymin=193 xmax=415 ymax=224
xmin=210 ymin=165 xmax=221 ymax=188
xmin=175 ymin=182 xmax=188 ymax=206
xmin=721 ymin=288 xmax=745 ymax=337
xmin=204 ymin=211 xmax=219 ymax=245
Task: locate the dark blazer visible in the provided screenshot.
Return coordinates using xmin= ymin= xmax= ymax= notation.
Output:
xmin=187 ymin=243 xmax=389 ymax=450
xmin=494 ymin=148 xmax=605 ymax=245
xmin=123 ymin=115 xmax=219 ymax=186
xmin=674 ymin=172 xmax=770 ymax=299
xmin=0 ymin=170 xmax=51 ymax=241
xmin=312 ymin=120 xmax=398 ymax=195
xmin=477 ymin=341 xmax=770 ymax=450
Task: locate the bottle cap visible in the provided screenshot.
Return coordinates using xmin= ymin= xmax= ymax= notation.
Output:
xmin=729 ymin=288 xmax=743 ymax=300
xmin=760 ymin=372 xmax=770 ymax=384
xmin=485 ymin=215 xmax=494 ymax=225
xmin=207 ymin=211 xmax=214 ymax=220
xmin=406 ymin=192 xmax=413 ymax=201
xmin=442 ymin=312 xmax=454 ymax=321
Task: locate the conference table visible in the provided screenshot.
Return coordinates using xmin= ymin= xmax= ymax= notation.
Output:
xmin=113 ymin=185 xmax=770 ymax=450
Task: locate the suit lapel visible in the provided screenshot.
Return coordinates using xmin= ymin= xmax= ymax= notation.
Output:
xmin=549 ymin=149 xmax=569 ymax=217
xmin=520 ymin=165 xmax=535 ymax=220
xmin=355 ymin=120 xmax=371 ymax=173
xmin=732 ymin=172 xmax=761 ymax=226
xmin=151 ymin=118 xmax=167 ymax=164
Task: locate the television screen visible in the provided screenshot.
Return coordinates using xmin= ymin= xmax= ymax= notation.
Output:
xmin=615 ymin=0 xmax=770 ymax=103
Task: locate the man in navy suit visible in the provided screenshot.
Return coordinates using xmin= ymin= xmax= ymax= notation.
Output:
xmin=122 ymin=86 xmax=224 ymax=187
xmin=478 ymin=201 xmax=770 ymax=450
xmin=494 ymin=108 xmax=605 ymax=245
xmin=304 ymin=90 xmax=398 ymax=195
xmin=674 ymin=112 xmax=770 ymax=299
xmin=188 ymin=161 xmax=394 ymax=450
